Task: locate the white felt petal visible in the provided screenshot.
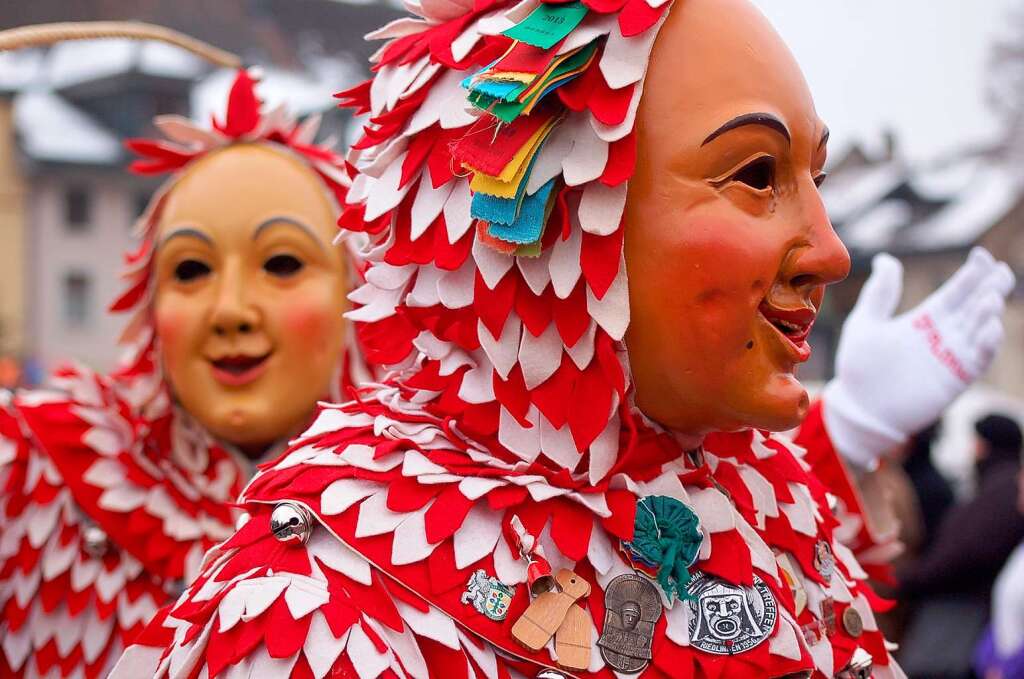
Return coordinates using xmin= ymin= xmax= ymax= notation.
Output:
xmin=392 ymin=507 xmax=438 ymax=565
xmin=769 ymin=615 xmax=803 ymax=661
xmin=599 ymin=13 xmax=667 ymax=89
xmin=738 ymin=466 xmax=780 ymax=519
xmin=453 ymin=502 xmax=503 ymax=569
xmin=440 ymin=90 xmax=480 ymax=130
xmin=476 ymin=0 xmax=540 ymax=34
xmin=355 ymin=490 xmax=407 ymax=537
xmin=305 ymin=611 xmax=351 ymax=679
xmin=586 ymin=524 xmax=616 ymax=575
xmin=370 ymin=65 xmax=397 ymax=118
xmin=154 ymin=114 xmax=225 ymax=147
xmin=526 ymin=121 xmax=574 ymax=195
xmin=438 ymin=258 xmax=477 ymax=309
xmin=493 ymin=534 xmax=528 ymax=586
xmin=307 ymin=529 xmax=373 ymax=585
xmin=539 ymin=415 xmax=583 ymax=470
xmin=321 ymin=478 xmax=382 ymax=516
xmin=411 ymin=176 xmax=455 ymax=241
xmin=472 ymin=237 xmax=515 ymax=289
xmin=559 ymin=11 xmax=616 ymax=53
xmin=366 ymin=263 xmax=416 ymax=290
xmin=562 ymin=120 xmax=609 ymax=186
xmin=347 ymin=623 xmax=392 ymax=679
xmin=241 ymin=576 xmax=289 ymax=620
xmin=736 ymin=519 xmax=780 ymax=585
xmin=451 ymin=22 xmax=483 ymax=63
xmin=586 ymin=263 xmax=630 ymax=340
xmin=458 ymin=476 xmax=507 ymax=500
xmin=578 ymin=181 xmax=627 ymax=236
xmin=588 ymin=412 xmax=620 ymax=484
xmin=395 ymin=599 xmax=461 ymax=651
xmin=689 ymin=487 xmax=736 ymax=533
xmin=365 ymin=16 xmax=430 ymax=41
xmin=665 ymin=600 xmax=692 ymax=646
xmin=444 ymin=180 xmax=475 ymax=243
xmin=362 ymin=135 xmax=410 ymax=180
xmin=284 ymin=578 xmax=331 ymax=619
xmin=516 ymin=246 xmax=553 ymax=296
xmin=345 ymin=282 xmax=404 ymax=323
xmin=518 ymin=323 xmax=563 ymax=389
xmin=478 ymin=315 xmax=522 ymax=380
xmin=364 ymin=152 xmax=412 ymax=221
xmin=457 ymin=352 xmax=497 ymax=404
xmin=407 ymin=265 xmax=444 ymax=308
xmin=406 ymin=70 xmax=458 ymax=136
xmin=566 ymin=320 xmax=597 ymax=368
xmin=403 ymin=61 xmax=443 ymax=103
xmin=498 ymin=406 xmax=542 ymax=463
xmin=549 ymin=221 xmax=583 ymax=298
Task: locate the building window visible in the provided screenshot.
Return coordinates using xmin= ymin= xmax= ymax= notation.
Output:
xmin=63 ymin=272 xmax=91 ymax=327
xmin=64 ymin=187 xmax=91 ymax=231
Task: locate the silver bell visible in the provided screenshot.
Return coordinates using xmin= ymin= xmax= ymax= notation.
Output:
xmin=82 ymin=525 xmax=110 ymax=558
xmin=836 ymin=648 xmax=873 ymax=679
xmin=270 ymin=502 xmax=312 ymax=545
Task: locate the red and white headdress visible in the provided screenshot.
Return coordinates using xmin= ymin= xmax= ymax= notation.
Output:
xmin=112 ymin=68 xmax=362 ymax=408
xmin=341 ymin=0 xmax=670 ymax=483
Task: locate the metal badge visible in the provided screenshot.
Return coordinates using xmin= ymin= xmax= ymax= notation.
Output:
xmin=597 ymin=573 xmax=662 ymax=673
xmin=461 ymin=569 xmax=514 ymax=621
xmin=842 ymin=606 xmax=864 ymax=638
xmin=82 ymin=524 xmax=110 ymax=558
xmin=836 ymin=648 xmax=873 ymax=679
xmin=687 ymin=572 xmax=778 ymax=655
xmin=270 ymin=501 xmax=312 ymax=545
xmin=821 ymin=597 xmax=837 ymax=636
xmin=813 ymin=540 xmax=835 ymax=583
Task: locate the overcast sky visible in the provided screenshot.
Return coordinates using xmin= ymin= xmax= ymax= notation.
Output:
xmin=752 ymin=0 xmax=1018 ymax=164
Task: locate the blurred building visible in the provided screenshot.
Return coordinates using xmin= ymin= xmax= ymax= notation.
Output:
xmin=0 ymin=0 xmax=400 ymax=374
xmin=819 ymin=139 xmax=1024 ymax=397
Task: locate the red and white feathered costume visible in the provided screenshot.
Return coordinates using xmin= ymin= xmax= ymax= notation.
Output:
xmin=0 ymin=71 xmax=362 ymax=678
xmin=113 ymin=4 xmax=902 ymax=678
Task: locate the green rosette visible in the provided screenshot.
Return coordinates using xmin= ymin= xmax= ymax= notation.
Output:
xmin=624 ymin=495 xmax=703 ymax=601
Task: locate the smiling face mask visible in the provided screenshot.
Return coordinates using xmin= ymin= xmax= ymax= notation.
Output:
xmin=153 ymin=144 xmax=348 ymax=453
xmin=623 ymin=0 xmax=850 ymax=436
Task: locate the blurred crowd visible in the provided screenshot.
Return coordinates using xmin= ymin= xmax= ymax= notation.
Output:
xmin=875 ymin=411 xmax=1024 ymax=679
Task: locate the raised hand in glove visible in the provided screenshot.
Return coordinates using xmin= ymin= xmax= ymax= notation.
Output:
xmin=822 ymin=247 xmax=1015 ymax=468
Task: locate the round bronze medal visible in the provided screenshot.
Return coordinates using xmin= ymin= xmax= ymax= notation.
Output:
xmin=842 ymin=606 xmax=863 ymax=638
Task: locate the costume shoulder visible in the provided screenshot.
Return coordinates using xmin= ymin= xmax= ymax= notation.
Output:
xmin=794 ymin=400 xmax=902 ymax=580
xmin=0 ymin=366 xmax=243 ymax=678
xmin=116 ymin=397 xmax=905 ymax=679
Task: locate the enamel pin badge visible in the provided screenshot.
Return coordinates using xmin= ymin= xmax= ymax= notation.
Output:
xmin=461 ymin=569 xmax=514 ymax=622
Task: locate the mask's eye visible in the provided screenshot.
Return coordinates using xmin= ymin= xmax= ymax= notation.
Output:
xmin=264 ymin=254 xmax=304 ymax=278
xmin=813 ymin=172 xmax=828 ymax=188
xmin=174 ymin=259 xmax=211 ymax=282
xmin=732 ymin=156 xmax=775 ymax=191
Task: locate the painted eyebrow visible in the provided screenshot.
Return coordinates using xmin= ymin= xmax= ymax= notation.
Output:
xmin=159 ymin=227 xmax=213 ymax=247
xmin=702 ymin=112 xmax=792 ymax=147
xmin=252 ymin=216 xmax=326 ymax=251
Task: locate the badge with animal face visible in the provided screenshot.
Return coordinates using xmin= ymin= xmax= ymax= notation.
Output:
xmin=597 ymin=573 xmax=663 ymax=673
xmin=461 ymin=569 xmax=514 ymax=621
xmin=687 ymin=572 xmax=778 ymax=655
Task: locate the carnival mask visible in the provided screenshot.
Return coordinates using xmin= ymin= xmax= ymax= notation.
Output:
xmin=623 ymin=0 xmax=850 ymax=435
xmin=153 ymin=143 xmax=348 ymax=453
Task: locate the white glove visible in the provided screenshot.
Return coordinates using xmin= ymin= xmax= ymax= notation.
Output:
xmin=823 ymin=247 xmax=1015 ymax=469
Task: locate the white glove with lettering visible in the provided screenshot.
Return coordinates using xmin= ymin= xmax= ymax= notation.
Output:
xmin=822 ymin=247 xmax=1015 ymax=468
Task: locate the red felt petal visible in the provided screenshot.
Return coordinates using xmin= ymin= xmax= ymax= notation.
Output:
xmin=580 ymin=224 xmax=624 ymax=300
xmin=474 ymin=270 xmax=518 ymax=339
xmin=424 ymin=486 xmax=476 ymax=544
xmin=549 ymin=501 xmax=593 ymax=561
xmin=618 ymin=0 xmax=668 ymax=37
xmin=552 ymin=283 xmax=590 ymax=347
xmin=588 ymin=80 xmax=635 ymax=127
xmin=566 ymin=363 xmax=613 ymax=451
xmin=600 ymin=130 xmax=636 ymax=187
xmin=529 ymin=357 xmax=579 ymax=429
xmin=214 ymin=69 xmax=261 ymax=138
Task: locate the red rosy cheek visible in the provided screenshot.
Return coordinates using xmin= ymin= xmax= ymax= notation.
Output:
xmin=283 ymin=302 xmax=335 ymax=350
